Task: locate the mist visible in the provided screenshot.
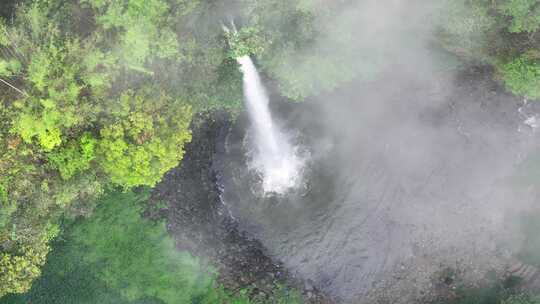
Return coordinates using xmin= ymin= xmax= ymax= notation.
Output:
xmin=219 ymin=0 xmax=540 ymax=303
xmin=2 ymin=0 xmax=539 ymax=303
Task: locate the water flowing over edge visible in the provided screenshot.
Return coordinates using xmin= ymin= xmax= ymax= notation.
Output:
xmin=237 ymin=55 xmax=305 ymax=194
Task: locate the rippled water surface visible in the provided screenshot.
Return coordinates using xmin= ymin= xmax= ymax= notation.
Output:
xmin=219 ymin=69 xmax=540 ymax=303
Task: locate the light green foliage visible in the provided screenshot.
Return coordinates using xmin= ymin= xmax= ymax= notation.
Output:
xmin=48 ymin=134 xmax=97 ymax=180
xmin=265 ymin=53 xmax=359 ymax=101
xmin=97 ymin=90 xmax=192 ymax=188
xmin=27 ymin=47 xmax=52 ymax=91
xmin=499 ymin=55 xmax=540 ymax=100
xmin=4 ymin=8 xmax=106 ymax=151
xmin=13 ymin=101 xmax=63 ymax=151
xmin=498 ymin=0 xmax=540 ymax=33
xmin=0 ymin=184 xmax=16 ymax=229
xmin=0 ymin=246 xmax=48 ymax=296
xmin=244 ymin=0 xmax=327 ymax=100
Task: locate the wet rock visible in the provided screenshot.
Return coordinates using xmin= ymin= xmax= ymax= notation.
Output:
xmin=152 ymin=111 xmax=333 ymax=304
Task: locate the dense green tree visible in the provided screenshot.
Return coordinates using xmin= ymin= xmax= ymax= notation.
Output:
xmin=0 ymin=223 xmax=58 ymax=297
xmin=97 ymin=90 xmax=192 ymax=188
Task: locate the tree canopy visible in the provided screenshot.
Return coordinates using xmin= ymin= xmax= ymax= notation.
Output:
xmin=0 ymin=0 xmax=539 ymax=298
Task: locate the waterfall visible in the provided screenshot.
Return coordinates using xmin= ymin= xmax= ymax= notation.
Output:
xmin=237 ymin=56 xmax=303 ymax=194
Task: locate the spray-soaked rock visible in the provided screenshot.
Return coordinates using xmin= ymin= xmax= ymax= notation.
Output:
xmin=152 ymin=111 xmax=333 ymax=304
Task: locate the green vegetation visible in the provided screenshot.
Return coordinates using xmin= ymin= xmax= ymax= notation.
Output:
xmin=437 ymin=0 xmax=540 ymax=100
xmin=0 ymin=0 xmax=345 ymax=295
xmin=1 ymin=191 xmax=303 ymax=304
xmin=246 ymin=1 xmax=382 ymax=101
xmin=226 ymin=27 xmax=265 ymax=59
xmin=498 ymin=0 xmax=540 ymax=34
xmin=0 ymin=0 xmax=539 ymax=301
xmin=96 ymin=90 xmax=192 ymax=188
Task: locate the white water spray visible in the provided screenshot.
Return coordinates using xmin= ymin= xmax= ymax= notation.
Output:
xmin=237 ymin=56 xmax=303 ymax=194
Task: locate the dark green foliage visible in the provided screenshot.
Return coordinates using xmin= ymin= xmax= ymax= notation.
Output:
xmin=66 ymin=191 xmax=213 ymax=303
xmin=1 ymin=191 xmax=302 ymax=304
xmin=0 ymin=184 xmax=16 ymax=230
xmin=502 ymin=294 xmax=540 ymax=304
xmin=2 ymin=191 xmax=215 ymax=304
xmin=498 ymin=0 xmax=540 ymax=33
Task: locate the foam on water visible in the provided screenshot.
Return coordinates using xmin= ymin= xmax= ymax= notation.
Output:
xmin=237 ymin=55 xmax=303 ymax=194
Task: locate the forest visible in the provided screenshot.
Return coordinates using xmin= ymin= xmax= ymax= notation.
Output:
xmin=0 ymin=0 xmax=539 ymax=303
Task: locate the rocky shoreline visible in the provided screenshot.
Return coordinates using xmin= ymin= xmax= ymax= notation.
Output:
xmin=150 ymin=66 xmax=540 ymax=304
xmin=152 ymin=111 xmax=333 ymax=303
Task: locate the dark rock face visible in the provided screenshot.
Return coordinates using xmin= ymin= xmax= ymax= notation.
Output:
xmin=152 ymin=111 xmax=332 ymax=303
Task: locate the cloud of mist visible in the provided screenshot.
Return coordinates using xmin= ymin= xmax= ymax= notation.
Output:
xmin=222 ymin=1 xmax=540 ymax=303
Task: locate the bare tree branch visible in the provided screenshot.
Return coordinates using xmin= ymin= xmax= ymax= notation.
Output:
xmin=0 ymin=77 xmax=27 ymax=96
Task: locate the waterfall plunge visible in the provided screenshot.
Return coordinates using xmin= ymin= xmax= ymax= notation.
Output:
xmin=237 ymin=56 xmax=303 ymax=194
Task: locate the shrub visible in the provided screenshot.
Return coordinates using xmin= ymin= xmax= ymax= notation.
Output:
xmin=499 ymin=55 xmax=540 ymax=100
